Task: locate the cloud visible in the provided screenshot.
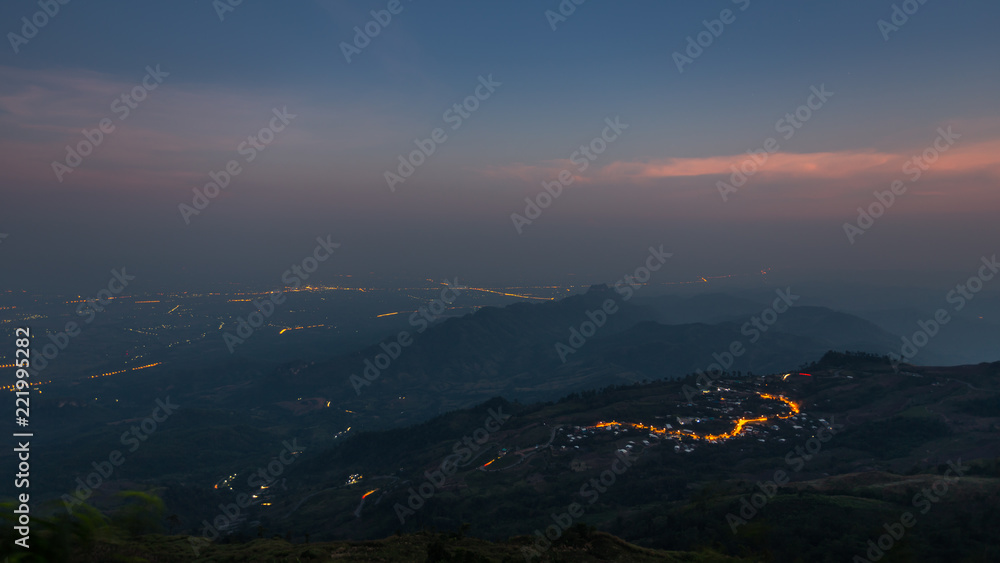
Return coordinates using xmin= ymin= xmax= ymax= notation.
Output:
xmin=0 ymin=66 xmax=406 ymax=192
xmin=484 ymin=139 xmax=1000 ymax=189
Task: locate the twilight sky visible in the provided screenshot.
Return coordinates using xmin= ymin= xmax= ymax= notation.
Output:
xmin=1 ymin=0 xmax=998 ymax=292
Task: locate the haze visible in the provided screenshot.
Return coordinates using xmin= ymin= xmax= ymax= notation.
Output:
xmin=1 ymin=0 xmax=998 ymax=293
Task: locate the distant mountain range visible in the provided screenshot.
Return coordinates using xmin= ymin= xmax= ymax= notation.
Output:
xmin=262 ymin=285 xmax=930 ymax=426
xmin=13 ymin=287 xmax=1000 ymax=562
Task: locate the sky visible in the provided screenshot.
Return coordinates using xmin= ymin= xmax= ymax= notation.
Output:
xmin=0 ymin=0 xmax=998 ymax=292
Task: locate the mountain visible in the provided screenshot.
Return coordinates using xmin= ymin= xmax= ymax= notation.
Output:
xmin=262 ymin=287 xmax=923 ymax=427
xmin=854 ymin=306 xmax=1000 ymax=365
xmin=248 ymin=355 xmax=1000 ymax=562
xmin=17 ymin=289 xmax=996 ymax=562
xmin=17 ymin=289 xmax=932 ymax=507
xmin=641 ymin=292 xmax=774 ymax=325
xmin=74 ymin=285 xmax=929 ymax=432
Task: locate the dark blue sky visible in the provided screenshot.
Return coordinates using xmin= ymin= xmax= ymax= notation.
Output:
xmin=1 ymin=0 xmax=998 ymax=291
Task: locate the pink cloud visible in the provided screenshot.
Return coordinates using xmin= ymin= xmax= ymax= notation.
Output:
xmin=485 ymin=139 xmax=1000 ymax=188
xmin=0 ymin=65 xmax=405 ymax=192
xmin=602 ymin=151 xmax=896 ymax=182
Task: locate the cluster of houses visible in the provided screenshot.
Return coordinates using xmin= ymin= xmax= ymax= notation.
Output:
xmin=548 ymin=379 xmax=820 ymax=456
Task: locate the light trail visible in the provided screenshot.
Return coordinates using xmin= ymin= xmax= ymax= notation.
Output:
xmin=89 ymin=362 xmax=162 ymax=380
xmin=5 ymin=361 xmax=164 ymax=391
xmin=759 ymin=393 xmax=800 ymax=419
xmin=465 ymin=287 xmax=555 ymax=301
xmin=0 ymin=380 xmax=50 ymax=392
xmin=587 ymin=393 xmax=799 ymax=442
xmin=279 ymin=324 xmax=325 ymax=334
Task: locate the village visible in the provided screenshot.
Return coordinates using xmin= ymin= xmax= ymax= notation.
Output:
xmin=543 ymin=377 xmax=825 ymax=460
